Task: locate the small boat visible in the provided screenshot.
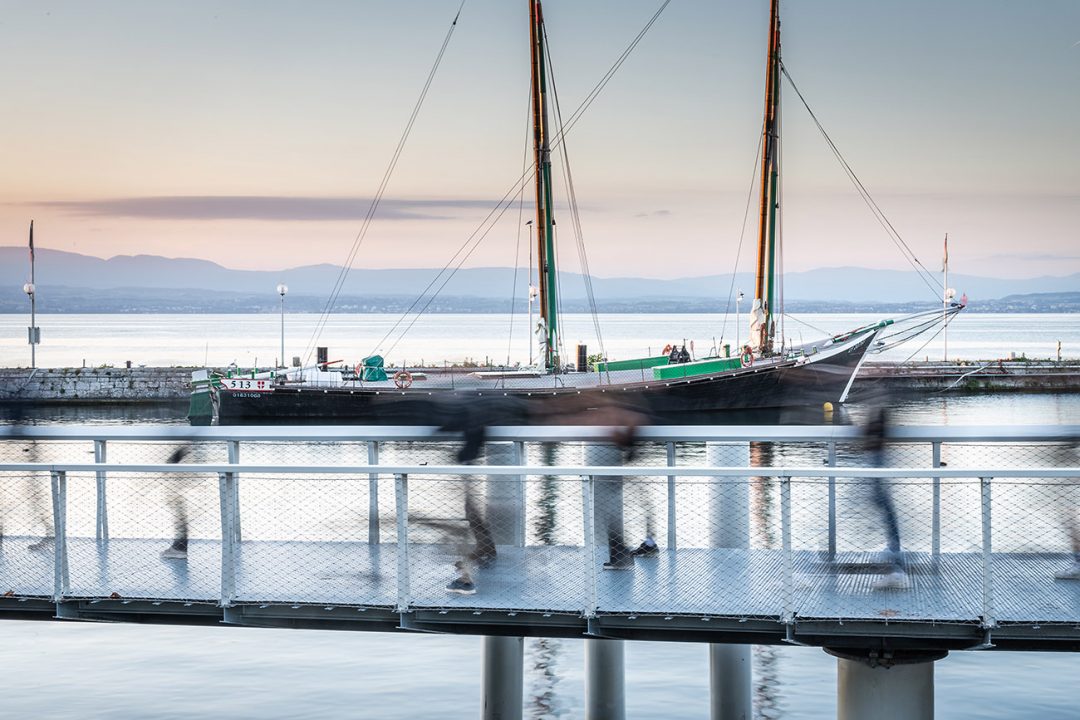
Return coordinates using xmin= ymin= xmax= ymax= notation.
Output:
xmin=190 ymin=0 xmax=959 ymax=426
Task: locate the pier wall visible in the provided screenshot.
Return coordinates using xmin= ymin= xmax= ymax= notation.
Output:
xmin=0 ymin=367 xmax=193 ymax=403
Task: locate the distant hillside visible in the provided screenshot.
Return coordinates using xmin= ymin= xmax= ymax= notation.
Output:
xmin=1 ymin=247 xmax=1078 ymax=312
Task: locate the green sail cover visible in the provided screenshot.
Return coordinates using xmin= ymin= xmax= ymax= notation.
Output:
xmin=361 ymin=355 xmax=387 ymax=382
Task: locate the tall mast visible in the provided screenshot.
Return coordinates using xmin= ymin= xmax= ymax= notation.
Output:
xmin=752 ymin=0 xmax=781 ymax=355
xmin=529 ymin=0 xmax=558 ymax=371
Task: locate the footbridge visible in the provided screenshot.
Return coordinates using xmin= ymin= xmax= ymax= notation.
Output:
xmin=1 ymin=423 xmax=1078 ymax=718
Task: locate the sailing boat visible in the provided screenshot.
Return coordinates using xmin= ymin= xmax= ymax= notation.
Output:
xmin=191 ymin=0 xmax=951 ymax=427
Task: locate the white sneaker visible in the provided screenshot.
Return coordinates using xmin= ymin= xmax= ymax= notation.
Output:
xmin=160 ymin=547 xmax=188 ymax=560
xmin=1053 ymin=561 xmax=1080 ymax=580
xmin=872 ymin=569 xmax=910 ymax=590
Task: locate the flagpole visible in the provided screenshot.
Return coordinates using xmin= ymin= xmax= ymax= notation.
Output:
xmin=943 ymin=233 xmax=948 ymax=363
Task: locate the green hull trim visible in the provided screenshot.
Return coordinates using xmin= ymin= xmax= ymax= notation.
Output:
xmin=653 ymin=357 xmax=742 ymax=380
xmin=596 ymin=355 xmax=669 ymax=373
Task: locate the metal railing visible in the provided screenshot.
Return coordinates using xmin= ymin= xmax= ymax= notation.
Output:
xmin=1 ymin=424 xmax=1077 ymax=640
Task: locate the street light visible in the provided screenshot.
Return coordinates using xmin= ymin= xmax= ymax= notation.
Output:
xmin=24 ymin=282 xmax=39 ymax=369
xmin=277 ymin=283 xmax=288 ymax=368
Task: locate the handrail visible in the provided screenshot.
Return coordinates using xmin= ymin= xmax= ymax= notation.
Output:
xmin=2 ymin=462 xmax=1077 ymax=479
xmin=1 ymin=424 xmax=1078 ymax=443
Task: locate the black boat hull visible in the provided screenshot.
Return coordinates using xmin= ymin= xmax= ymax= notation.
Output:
xmin=208 ymin=334 xmax=875 ymax=426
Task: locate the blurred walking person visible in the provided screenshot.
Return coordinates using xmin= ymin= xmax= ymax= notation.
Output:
xmin=1053 ymin=441 xmax=1080 ymax=580
xmin=864 ymin=406 xmax=908 ymax=590
xmin=161 ymin=446 xmax=192 ymax=560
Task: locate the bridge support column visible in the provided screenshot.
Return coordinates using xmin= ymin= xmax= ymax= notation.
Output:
xmin=481 ymin=442 xmax=523 ymax=720
xmin=586 ymin=638 xmax=625 ymax=720
xmin=707 ymin=442 xmax=752 ymax=720
xmin=827 ymin=649 xmax=947 ymax=720
xmin=482 ymin=636 xmax=524 ymax=720
xmin=584 ymin=442 xmax=626 ymax=720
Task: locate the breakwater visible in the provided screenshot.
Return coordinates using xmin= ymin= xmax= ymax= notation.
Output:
xmin=1 ymin=361 xmax=1078 ymax=404
xmin=0 ymin=367 xmax=193 ymax=403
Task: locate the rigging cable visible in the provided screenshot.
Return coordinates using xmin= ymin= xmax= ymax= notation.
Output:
xmin=779 ymin=62 xmax=944 ymax=301
xmin=506 ymin=88 xmax=534 ymax=368
xmin=544 ymin=23 xmax=606 ymax=364
xmin=372 ymin=1 xmax=673 ymax=358
xmin=302 ymin=0 xmax=467 ymax=364
xmin=717 ymin=131 xmax=764 ymax=350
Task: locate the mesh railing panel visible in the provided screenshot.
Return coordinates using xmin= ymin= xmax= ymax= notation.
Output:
xmin=0 ymin=434 xmax=1076 ymax=623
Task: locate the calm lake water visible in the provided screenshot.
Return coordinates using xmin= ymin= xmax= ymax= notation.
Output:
xmin=1 ymin=312 xmax=1077 ymax=368
xmin=0 ymin=313 xmax=1078 ymax=718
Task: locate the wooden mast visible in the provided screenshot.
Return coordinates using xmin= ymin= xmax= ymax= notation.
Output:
xmin=752 ymin=0 xmax=781 ymax=355
xmin=529 ymin=0 xmax=558 ymax=371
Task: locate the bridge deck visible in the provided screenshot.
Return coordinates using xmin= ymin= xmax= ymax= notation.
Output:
xmin=2 ymin=536 xmax=1077 ymax=649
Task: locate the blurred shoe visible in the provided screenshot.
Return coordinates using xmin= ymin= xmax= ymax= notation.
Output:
xmin=160 ymin=546 xmax=188 ymax=560
xmin=446 ymin=577 xmax=477 ymax=595
xmin=872 ymin=569 xmax=910 ymax=590
xmin=1053 ymin=561 xmax=1080 ymax=580
xmin=630 ymin=540 xmax=659 ymax=557
xmin=602 ymin=559 xmax=634 ymax=571
xmin=28 ymin=538 xmax=54 ymax=553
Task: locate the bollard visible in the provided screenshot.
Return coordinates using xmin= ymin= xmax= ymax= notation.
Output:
xmin=706 ymin=442 xmax=752 ymax=720
xmin=829 ymin=648 xmax=947 ymax=720
xmin=584 ymin=442 xmax=626 ymax=720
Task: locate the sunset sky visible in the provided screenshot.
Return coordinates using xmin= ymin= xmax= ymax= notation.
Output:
xmin=1 ymin=0 xmax=1078 ymax=281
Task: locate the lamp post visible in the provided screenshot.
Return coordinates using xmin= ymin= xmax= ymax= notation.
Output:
xmin=277 ymin=283 xmax=288 ymax=368
xmin=24 ymin=282 xmax=39 ymax=369
xmin=736 ymin=290 xmax=744 ymax=355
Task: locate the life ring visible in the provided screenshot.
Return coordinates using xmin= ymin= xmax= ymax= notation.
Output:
xmin=662 ymin=344 xmax=672 ymax=355
xmin=393 ymin=370 xmax=413 ymax=389
xmin=740 ymin=347 xmax=754 ymax=367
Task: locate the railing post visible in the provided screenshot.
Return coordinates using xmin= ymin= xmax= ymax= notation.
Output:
xmin=50 ymin=470 xmax=69 ymax=600
xmin=781 ymin=475 xmax=793 ymax=624
xmin=581 ymin=473 xmax=597 ymax=617
xmin=218 ymin=471 xmax=237 ymax=606
xmin=227 ymin=440 xmax=241 ymax=543
xmin=394 ymin=473 xmax=410 ymax=612
xmin=666 ymin=441 xmax=677 ymax=550
xmin=367 ymin=441 xmax=380 ymax=545
xmin=514 ymin=440 xmax=526 ymax=547
xmin=931 ymin=442 xmax=942 ymax=558
xmin=827 ymin=441 xmax=837 ymax=558
xmin=980 ymin=476 xmax=995 ymax=628
xmin=94 ymin=439 xmax=109 ymax=541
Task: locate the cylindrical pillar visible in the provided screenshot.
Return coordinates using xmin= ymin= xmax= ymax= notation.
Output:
xmin=482 ymin=636 xmax=524 ymax=720
xmin=707 ymin=442 xmax=752 ymax=720
xmin=710 ymin=645 xmax=752 ymax=720
xmin=829 ymin=649 xmax=946 ymax=720
xmin=584 ymin=442 xmax=626 ymax=720
xmin=586 ymin=638 xmax=625 ymax=720
xmin=481 ymin=443 xmax=523 ymax=720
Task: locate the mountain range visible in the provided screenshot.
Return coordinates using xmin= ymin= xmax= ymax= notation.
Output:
xmin=1 ymin=247 xmax=1077 ymax=313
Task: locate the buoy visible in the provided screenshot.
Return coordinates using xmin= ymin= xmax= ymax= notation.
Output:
xmin=823 ymin=402 xmax=834 ymax=412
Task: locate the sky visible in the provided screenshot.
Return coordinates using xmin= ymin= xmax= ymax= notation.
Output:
xmin=1 ymin=0 xmax=1078 ymax=288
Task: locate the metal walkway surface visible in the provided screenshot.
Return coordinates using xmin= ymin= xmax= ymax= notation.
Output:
xmin=1 ymin=424 xmax=1078 ymax=652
